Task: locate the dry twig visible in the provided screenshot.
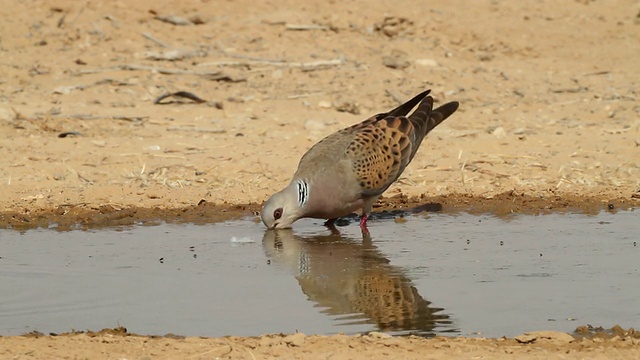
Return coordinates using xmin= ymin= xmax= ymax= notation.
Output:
xmin=198 ymin=58 xmax=343 ymax=71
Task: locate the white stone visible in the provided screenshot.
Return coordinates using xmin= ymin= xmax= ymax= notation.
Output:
xmin=0 ymin=107 xmax=16 ymax=122
xmin=415 ymin=58 xmax=439 ymax=67
xmin=492 ymin=126 xmax=507 ymax=138
xmin=318 ymin=101 xmax=332 ymax=109
xmin=305 ymin=119 xmax=326 ymax=131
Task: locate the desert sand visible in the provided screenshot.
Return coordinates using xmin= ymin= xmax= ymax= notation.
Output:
xmin=1 ymin=0 xmax=639 ymax=358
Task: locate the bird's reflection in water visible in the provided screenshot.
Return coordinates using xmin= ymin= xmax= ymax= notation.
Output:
xmin=262 ymin=228 xmax=453 ymax=336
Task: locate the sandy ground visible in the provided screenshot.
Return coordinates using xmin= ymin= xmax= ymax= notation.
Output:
xmin=1 ymin=0 xmax=639 ymax=358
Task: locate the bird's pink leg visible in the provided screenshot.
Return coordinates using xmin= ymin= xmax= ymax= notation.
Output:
xmin=359 ymin=215 xmax=369 ymax=232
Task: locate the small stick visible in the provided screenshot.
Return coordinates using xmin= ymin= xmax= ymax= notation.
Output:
xmin=287 ymin=92 xmax=325 ymax=99
xmin=80 ymin=60 xmax=340 ymax=76
xmin=166 ymin=126 xmax=226 ymax=133
xmin=493 ymin=154 xmax=536 ymax=159
xmin=460 ymin=160 xmax=467 ymax=186
xmin=141 ymin=32 xmax=172 ymax=48
xmin=198 ymin=58 xmax=343 ymax=69
xmin=154 ymin=91 xmax=207 ymax=104
xmin=149 ymin=154 xmax=187 ymax=159
xmin=119 ymin=64 xmax=223 ymax=76
xmin=416 ymin=167 xmax=454 ymax=172
xmin=583 ymin=70 xmax=610 ymax=76
xmin=285 ymin=24 xmax=329 ymax=31
xmin=214 ymin=45 xmax=286 ymax=62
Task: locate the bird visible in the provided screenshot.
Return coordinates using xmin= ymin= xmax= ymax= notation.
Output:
xmin=261 ymin=90 xmax=459 ymax=230
xmin=262 ymin=229 xmax=450 ymax=332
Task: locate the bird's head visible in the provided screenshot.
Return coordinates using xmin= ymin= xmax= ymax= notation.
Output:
xmin=261 ymin=184 xmax=306 ymax=229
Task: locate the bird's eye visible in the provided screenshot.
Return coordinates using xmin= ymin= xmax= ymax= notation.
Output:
xmin=273 ymin=208 xmax=283 ymax=220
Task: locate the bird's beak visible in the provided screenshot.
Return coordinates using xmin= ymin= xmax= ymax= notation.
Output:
xmin=272 ymin=220 xmax=294 ymax=230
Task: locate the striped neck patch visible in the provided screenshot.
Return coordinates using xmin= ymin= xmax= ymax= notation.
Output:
xmin=296 ymin=180 xmax=309 ymax=207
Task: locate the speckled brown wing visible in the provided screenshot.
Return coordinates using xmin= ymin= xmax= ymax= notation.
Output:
xmin=350 ymin=95 xmax=459 ymax=197
xmin=295 ymin=90 xmax=432 ymax=176
xmin=347 ymin=115 xmax=417 ymax=196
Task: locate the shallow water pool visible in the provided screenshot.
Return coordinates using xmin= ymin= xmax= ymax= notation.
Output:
xmin=0 ymin=210 xmax=637 ymax=338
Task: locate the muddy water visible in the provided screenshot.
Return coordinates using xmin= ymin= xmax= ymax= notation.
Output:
xmin=0 ymin=211 xmax=637 ymax=338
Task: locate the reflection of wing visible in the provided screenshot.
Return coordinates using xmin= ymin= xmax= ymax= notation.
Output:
xmin=262 ymin=230 xmax=451 ymax=335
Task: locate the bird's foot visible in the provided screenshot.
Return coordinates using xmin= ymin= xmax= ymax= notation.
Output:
xmin=324 ymin=218 xmax=341 ymax=235
xmin=324 ymin=218 xmax=337 ymax=227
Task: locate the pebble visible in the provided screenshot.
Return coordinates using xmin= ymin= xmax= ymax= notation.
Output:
xmin=491 ymin=126 xmax=507 ymax=138
xmin=283 ymin=333 xmax=306 ymax=347
xmin=305 ymin=119 xmax=326 ymax=131
xmin=394 ymin=216 xmax=407 ymax=224
xmin=0 ymin=107 xmax=16 ymax=121
xmin=514 ymin=331 xmax=575 ymax=344
xmin=415 ymin=58 xmax=439 ymax=67
xmin=335 ymin=101 xmax=360 ymax=115
xmin=382 ymin=49 xmax=410 ymax=69
xmin=318 ymin=101 xmax=332 ymax=109
xmin=368 ymin=331 xmax=392 ymax=339
xmin=258 ymin=336 xmax=275 ymax=347
xmin=53 ymin=86 xmax=78 ymax=94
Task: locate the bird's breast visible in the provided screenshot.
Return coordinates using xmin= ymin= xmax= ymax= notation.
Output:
xmin=304 ymin=173 xmax=364 ymax=219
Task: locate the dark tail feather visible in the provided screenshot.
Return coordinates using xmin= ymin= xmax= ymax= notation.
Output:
xmin=429 ymin=101 xmax=459 ymax=131
xmin=385 ymin=89 xmax=431 ymax=118
xmin=406 ymin=98 xmax=459 ymax=162
xmin=410 ymin=98 xmax=459 ymax=135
